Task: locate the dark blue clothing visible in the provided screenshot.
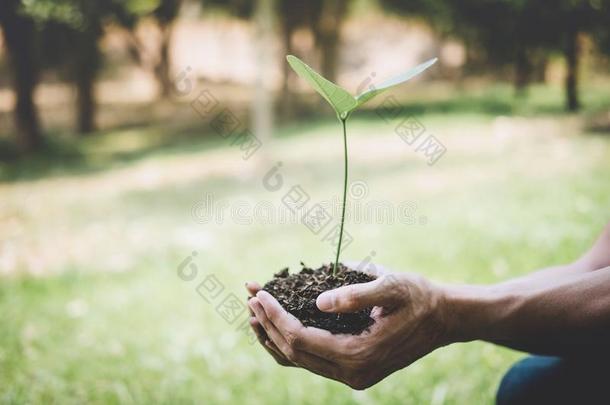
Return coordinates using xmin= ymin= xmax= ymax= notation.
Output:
xmin=496 ymin=355 xmax=606 ymax=405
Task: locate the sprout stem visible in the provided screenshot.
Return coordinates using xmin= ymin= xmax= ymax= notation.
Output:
xmin=333 ymin=117 xmax=348 ymax=276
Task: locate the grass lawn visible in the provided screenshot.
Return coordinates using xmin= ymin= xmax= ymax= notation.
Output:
xmin=1 ymin=85 xmax=610 ymax=404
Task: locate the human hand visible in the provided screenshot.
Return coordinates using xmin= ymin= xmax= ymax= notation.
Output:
xmin=245 ymin=281 xmax=294 ymax=367
xmin=246 ymin=264 xmax=451 ymax=390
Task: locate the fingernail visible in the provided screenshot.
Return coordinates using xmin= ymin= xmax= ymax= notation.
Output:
xmin=316 ymin=292 xmax=333 ymax=311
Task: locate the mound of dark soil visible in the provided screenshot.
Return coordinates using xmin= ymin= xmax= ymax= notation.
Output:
xmin=262 ymin=263 xmax=376 ymax=334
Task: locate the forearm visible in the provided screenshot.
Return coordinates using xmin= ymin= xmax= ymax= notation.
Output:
xmin=494 ymin=249 xmax=603 ymax=292
xmin=443 ymin=266 xmax=610 ymax=357
xmin=503 ymin=222 xmax=610 ymax=287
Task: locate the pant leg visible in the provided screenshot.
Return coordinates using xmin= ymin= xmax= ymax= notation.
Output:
xmin=496 ymin=355 xmax=606 ymax=405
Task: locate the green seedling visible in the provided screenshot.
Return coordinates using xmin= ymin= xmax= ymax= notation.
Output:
xmin=286 ymin=55 xmax=437 ymax=275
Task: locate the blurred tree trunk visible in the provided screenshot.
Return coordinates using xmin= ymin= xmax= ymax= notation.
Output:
xmin=278 ymin=1 xmax=299 ymax=120
xmin=312 ymin=0 xmax=347 ymax=83
xmin=153 ymin=0 xmax=181 ymax=99
xmin=252 ymin=0 xmax=275 ymax=144
xmin=0 ymin=0 xmax=43 ymax=152
xmin=74 ymin=31 xmax=101 ymax=134
xmin=564 ymin=30 xmax=580 ymax=112
xmin=155 ymin=22 xmax=173 ymax=98
xmin=514 ymin=48 xmax=530 ymax=98
xmin=280 ymin=23 xmax=294 ymax=95
xmin=531 ymin=56 xmax=547 ymax=83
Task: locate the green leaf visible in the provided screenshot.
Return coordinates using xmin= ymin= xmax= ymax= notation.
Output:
xmin=286 ymin=55 xmax=357 ymax=119
xmin=286 ymin=55 xmax=437 ymax=118
xmin=355 ymin=58 xmax=438 ymax=107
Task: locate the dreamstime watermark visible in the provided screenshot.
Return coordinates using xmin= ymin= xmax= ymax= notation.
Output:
xmin=191 ymin=190 xmax=427 ymax=227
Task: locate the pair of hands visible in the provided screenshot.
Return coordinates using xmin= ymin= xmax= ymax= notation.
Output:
xmin=246 ymin=224 xmax=610 ymax=390
xmin=246 ymin=264 xmax=450 ymax=390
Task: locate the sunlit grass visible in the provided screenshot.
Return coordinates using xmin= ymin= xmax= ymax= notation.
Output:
xmin=1 ymin=89 xmax=610 ymax=403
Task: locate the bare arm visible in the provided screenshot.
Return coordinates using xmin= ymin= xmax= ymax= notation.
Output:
xmin=447 ymin=223 xmax=610 ymax=355
xmin=246 ymin=222 xmax=610 ymax=389
xmin=445 ymin=265 xmax=610 ymax=357
xmin=493 ymin=222 xmax=610 ymax=289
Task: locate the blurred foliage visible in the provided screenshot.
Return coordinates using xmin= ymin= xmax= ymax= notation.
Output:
xmin=381 ymin=0 xmax=610 ymax=58
xmin=20 ymin=0 xmax=160 ymax=30
xmin=381 ymin=0 xmax=610 ymax=110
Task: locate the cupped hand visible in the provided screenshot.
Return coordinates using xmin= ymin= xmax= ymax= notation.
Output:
xmin=245 ymin=264 xmax=450 ymax=390
xmin=245 ymin=281 xmax=293 ymax=367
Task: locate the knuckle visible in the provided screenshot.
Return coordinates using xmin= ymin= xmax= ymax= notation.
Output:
xmin=382 ymin=274 xmax=399 ymax=289
xmin=385 ymin=274 xmax=410 ymax=300
xmin=345 ymin=287 xmax=360 ymax=307
xmin=284 ymin=329 xmax=302 ymax=349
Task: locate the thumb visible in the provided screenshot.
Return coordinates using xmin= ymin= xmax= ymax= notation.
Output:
xmin=316 ymin=275 xmax=399 ymax=313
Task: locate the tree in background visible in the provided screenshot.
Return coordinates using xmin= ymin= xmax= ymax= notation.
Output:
xmin=22 ymin=0 xmax=160 ymax=134
xmin=277 ymin=0 xmax=348 ymax=118
xmin=211 ymin=0 xmax=349 ymax=117
xmin=24 ymin=0 xmax=104 ymax=134
xmin=0 ymin=0 xmax=43 ymax=151
xmin=381 ymin=0 xmax=610 ymax=111
xmin=153 ymin=0 xmax=182 ymax=97
xmin=310 ymin=0 xmax=348 ymax=84
xmin=276 ymin=0 xmax=321 ymax=117
xmin=119 ymin=0 xmax=182 ymax=99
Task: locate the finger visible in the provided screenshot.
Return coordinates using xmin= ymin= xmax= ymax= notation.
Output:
xmin=249 ymin=316 xmax=270 ymax=347
xmin=252 ymin=298 xmax=343 ymax=382
xmin=316 ymin=275 xmax=400 ymax=313
xmin=245 ymin=281 xmax=262 ymax=297
xmin=249 ymin=317 xmax=292 ymax=366
xmin=249 ymin=297 xmax=291 ymax=356
xmin=256 ymin=290 xmax=346 ymax=359
xmin=250 ymin=301 xmax=339 ymax=378
xmin=246 ymin=282 xmax=262 ymax=316
xmin=250 ymin=317 xmax=284 ymax=359
xmin=250 ymin=295 xmax=342 ymax=373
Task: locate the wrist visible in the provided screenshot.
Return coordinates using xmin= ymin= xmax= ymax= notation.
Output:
xmin=438 ymin=282 xmax=521 ymax=343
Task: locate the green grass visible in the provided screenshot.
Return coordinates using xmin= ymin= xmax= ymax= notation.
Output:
xmin=1 ymin=86 xmax=610 ymax=404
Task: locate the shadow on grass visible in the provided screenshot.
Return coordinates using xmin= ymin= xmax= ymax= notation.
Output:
xmin=2 ymin=83 xmax=610 ymax=183
xmin=0 ymin=124 xmax=232 ymax=183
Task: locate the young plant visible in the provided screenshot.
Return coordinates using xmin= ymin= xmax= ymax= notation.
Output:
xmin=287 ymin=55 xmax=437 ymax=275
